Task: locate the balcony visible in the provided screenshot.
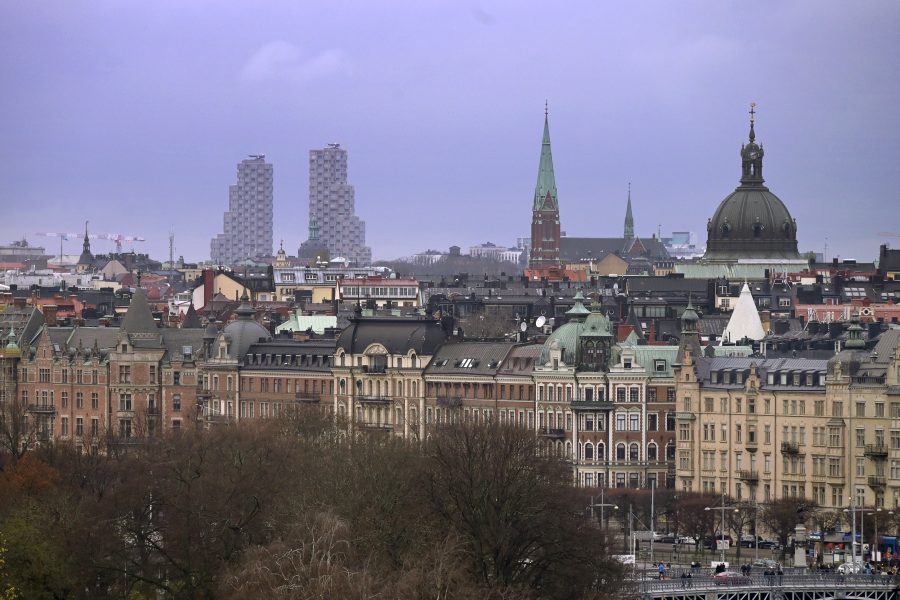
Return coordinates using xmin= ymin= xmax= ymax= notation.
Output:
xmin=207 ymin=414 xmax=235 ymax=424
xmin=864 ymin=444 xmax=888 ymax=459
xmin=738 ymin=470 xmax=760 ymax=484
xmin=571 ymin=400 xmax=613 ymax=411
xmin=745 ymin=440 xmax=758 ymax=453
xmin=781 ymin=441 xmax=800 ymax=455
xmin=27 ymin=404 xmax=56 ymax=414
xmin=356 ymin=395 xmax=391 ymax=404
xmin=541 ymin=428 xmax=566 ymax=439
xmin=868 ymin=475 xmax=887 ymax=488
xmin=358 ymin=422 xmax=393 ymax=432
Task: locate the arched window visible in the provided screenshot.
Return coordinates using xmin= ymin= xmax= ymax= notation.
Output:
xmin=616 ymin=443 xmax=626 ymax=461
xmin=647 ymin=443 xmax=658 ymax=461
xmin=597 ymin=442 xmax=606 ymax=460
xmin=629 ymin=443 xmax=640 ymax=461
xmin=666 ymin=441 xmax=676 ymax=460
xmin=585 ymin=443 xmax=594 ymax=460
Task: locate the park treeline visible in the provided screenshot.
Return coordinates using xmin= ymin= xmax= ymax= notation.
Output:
xmin=0 ymin=412 xmax=628 ymax=600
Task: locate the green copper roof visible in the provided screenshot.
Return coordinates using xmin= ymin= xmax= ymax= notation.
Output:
xmin=533 ymin=113 xmax=558 ymax=211
xmin=565 ymin=290 xmax=590 ymax=318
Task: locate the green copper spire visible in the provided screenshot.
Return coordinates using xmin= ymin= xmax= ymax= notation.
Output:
xmin=624 ymin=182 xmax=634 ymax=241
xmin=5 ymin=326 xmax=17 ymax=349
xmin=533 ymin=103 xmax=558 ymax=211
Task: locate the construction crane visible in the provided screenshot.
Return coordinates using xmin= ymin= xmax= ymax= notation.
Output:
xmin=36 ymin=227 xmax=146 ymax=253
xmin=94 ymin=233 xmax=147 ymax=252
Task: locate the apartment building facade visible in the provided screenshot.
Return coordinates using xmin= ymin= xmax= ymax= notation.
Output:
xmin=674 ymin=328 xmax=900 ymax=510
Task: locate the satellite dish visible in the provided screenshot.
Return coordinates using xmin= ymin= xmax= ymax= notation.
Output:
xmin=536 ymin=315 xmax=547 ymax=328
xmin=520 ymin=321 xmax=527 ymax=332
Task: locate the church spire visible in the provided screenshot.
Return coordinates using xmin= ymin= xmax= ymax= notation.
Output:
xmin=624 ymin=182 xmax=634 ymax=242
xmin=740 ymin=102 xmax=765 ymax=187
xmin=528 ymin=104 xmax=562 ymax=272
xmin=533 ymin=103 xmax=558 ymax=211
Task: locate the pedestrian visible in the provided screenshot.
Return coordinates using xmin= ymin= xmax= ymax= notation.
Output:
xmin=681 ymin=572 xmax=687 ymax=589
xmin=687 ymin=572 xmax=693 ymax=588
xmin=659 ymin=561 xmax=666 ymax=579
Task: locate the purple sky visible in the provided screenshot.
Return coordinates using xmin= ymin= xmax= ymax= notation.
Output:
xmin=2 ymin=1 xmax=899 ymax=263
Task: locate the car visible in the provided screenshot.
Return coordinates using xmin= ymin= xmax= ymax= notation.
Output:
xmin=713 ymin=571 xmax=752 ymax=585
xmin=837 ymin=562 xmax=862 ymax=575
xmin=757 ymin=540 xmax=778 ymax=549
xmin=752 ymin=559 xmax=778 ymax=569
xmin=658 ymin=535 xmax=678 ymax=544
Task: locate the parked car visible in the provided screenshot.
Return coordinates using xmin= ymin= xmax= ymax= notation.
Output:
xmin=713 ymin=571 xmax=752 ymax=585
xmin=658 ymin=535 xmax=678 ymax=544
xmin=757 ymin=540 xmax=778 ymax=549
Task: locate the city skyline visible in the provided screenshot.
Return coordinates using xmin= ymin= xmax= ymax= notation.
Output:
xmin=1 ymin=2 xmax=898 ymax=263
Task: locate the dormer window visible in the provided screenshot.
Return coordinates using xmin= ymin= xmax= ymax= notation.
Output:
xmin=654 ymin=359 xmax=666 ymax=372
xmin=624 ymin=358 xmax=632 ymax=369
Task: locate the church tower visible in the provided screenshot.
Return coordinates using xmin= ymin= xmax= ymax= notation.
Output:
xmin=528 ymin=105 xmax=561 ymax=271
xmin=623 ymin=183 xmax=634 ymax=242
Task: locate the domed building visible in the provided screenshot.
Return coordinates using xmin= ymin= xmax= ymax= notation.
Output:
xmin=704 ymin=107 xmax=801 ymax=262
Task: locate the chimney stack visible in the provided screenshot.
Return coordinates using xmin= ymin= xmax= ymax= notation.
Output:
xmin=43 ymin=304 xmax=58 ymax=326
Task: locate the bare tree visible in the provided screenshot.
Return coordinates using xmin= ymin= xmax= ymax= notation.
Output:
xmin=0 ymin=392 xmax=41 ymax=462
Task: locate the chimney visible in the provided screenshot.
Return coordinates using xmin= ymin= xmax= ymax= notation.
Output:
xmin=43 ymin=304 xmax=58 ymax=326
xmin=13 ymin=297 xmax=26 ymax=308
xmin=203 ymin=268 xmax=215 ymax=309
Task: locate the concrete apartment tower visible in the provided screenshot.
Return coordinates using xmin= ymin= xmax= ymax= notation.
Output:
xmin=210 ymin=155 xmax=274 ymax=265
xmin=300 ymin=144 xmax=371 ymax=265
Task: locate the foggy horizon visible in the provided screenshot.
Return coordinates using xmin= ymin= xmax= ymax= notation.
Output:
xmin=2 ymin=1 xmax=898 ymax=264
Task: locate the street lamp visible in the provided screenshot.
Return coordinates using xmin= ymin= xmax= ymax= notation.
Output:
xmin=705 ymin=491 xmax=740 ymax=565
xmin=588 ymin=488 xmax=618 ymax=536
xmin=844 ymin=505 xmax=859 ymax=565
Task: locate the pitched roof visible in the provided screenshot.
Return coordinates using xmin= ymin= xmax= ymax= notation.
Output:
xmin=425 ymin=341 xmax=515 ymax=376
xmin=120 ymin=289 xmax=158 ymax=338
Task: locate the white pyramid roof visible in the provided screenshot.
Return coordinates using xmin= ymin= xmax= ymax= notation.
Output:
xmin=720 ymin=282 xmax=765 ymax=344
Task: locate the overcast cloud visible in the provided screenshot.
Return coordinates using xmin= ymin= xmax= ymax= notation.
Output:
xmin=1 ymin=1 xmax=898 ymax=263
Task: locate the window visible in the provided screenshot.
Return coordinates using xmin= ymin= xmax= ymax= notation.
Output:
xmin=856 ymin=402 xmax=866 ymax=418
xmin=647 ymin=388 xmax=657 ymax=401
xmin=648 ymin=443 xmax=658 ymax=461
xmin=61 ymin=417 xmax=69 ymax=436
xmin=173 ymin=371 xmax=181 ymax=385
xmin=630 ymin=444 xmax=639 ymax=461
xmin=91 ymin=393 xmax=98 ymax=410
xmin=629 ymin=388 xmax=639 ymax=402
xmin=76 ymin=393 xmax=83 ymax=409
xmin=119 ymin=365 xmax=131 ymax=383
xmin=76 ymin=417 xmax=83 ymax=437
xmin=705 ymin=397 xmax=714 ymax=412
xmin=815 ymin=400 xmax=825 ymax=416
xmin=173 ymin=394 xmax=181 ymax=411
xmin=149 ymin=366 xmax=157 ymax=383
xmin=91 ymin=418 xmax=98 ymax=436
xmin=876 ymin=403 xmax=885 ymax=418
xmin=616 ymin=414 xmax=626 ymax=431
xmin=679 ymin=423 xmax=691 ymax=441
xmin=764 ymin=454 xmax=772 ymax=473
xmin=655 ymin=359 xmax=666 ymax=372
xmin=629 ymin=414 xmax=640 ymax=431
xmin=119 ymin=393 xmax=132 ymax=411
xmin=667 ymin=388 xmax=675 ymax=402
xmin=735 ymin=424 xmax=742 ymax=443
xmin=828 ymin=427 xmax=841 ymax=447
xmin=61 ymin=392 xmax=68 ymax=408
xmin=856 ymin=428 xmax=865 ymax=447
xmin=647 ymin=413 xmax=658 ymax=431
xmin=832 ymin=401 xmax=843 ymax=417
xmin=616 ymin=444 xmax=626 ymax=460
xmin=616 ymin=388 xmax=626 ymax=402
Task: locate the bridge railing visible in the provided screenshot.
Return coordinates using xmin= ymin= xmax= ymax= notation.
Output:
xmin=638 ymin=573 xmax=900 ymax=594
